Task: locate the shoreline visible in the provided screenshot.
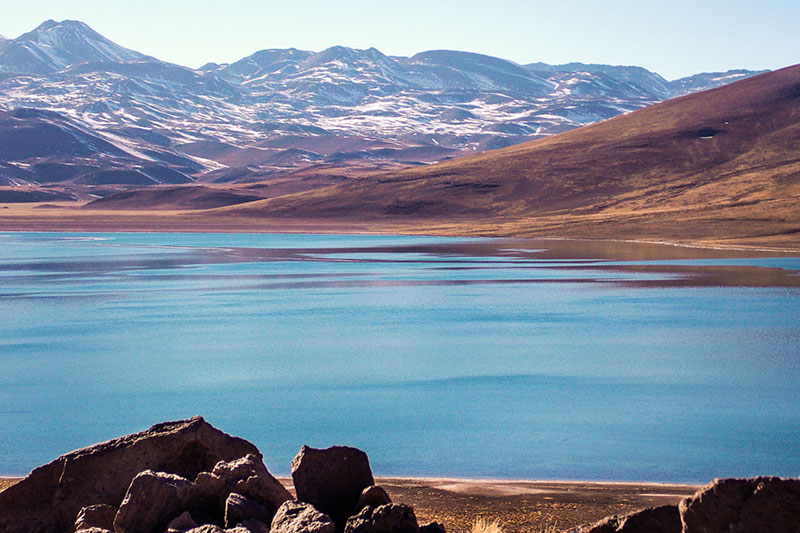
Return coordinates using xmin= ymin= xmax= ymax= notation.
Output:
xmin=1 ymin=202 xmax=799 ymax=254
xmin=0 ymin=474 xmax=707 ymax=489
xmin=2 ymin=224 xmax=799 ymax=256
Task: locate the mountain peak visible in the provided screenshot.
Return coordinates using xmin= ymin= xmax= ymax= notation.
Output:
xmin=33 ymin=19 xmax=59 ymax=31
xmin=1 ymin=19 xmax=145 ymax=75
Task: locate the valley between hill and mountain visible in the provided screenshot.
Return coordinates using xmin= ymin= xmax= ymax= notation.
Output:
xmin=0 ymin=20 xmax=797 ymax=248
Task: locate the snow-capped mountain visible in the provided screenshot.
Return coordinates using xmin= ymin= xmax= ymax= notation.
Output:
xmin=0 ymin=20 xmax=145 ymax=76
xmin=0 ymin=20 xmax=768 ymax=196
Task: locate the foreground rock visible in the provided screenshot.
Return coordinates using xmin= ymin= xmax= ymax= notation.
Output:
xmin=196 ymin=453 xmax=291 ymax=523
xmin=356 ymin=486 xmax=392 ymax=512
xmin=0 ymin=417 xmax=260 ymax=533
xmin=567 ymin=504 xmax=680 ymax=532
xmin=292 ymin=445 xmax=375 ymax=529
xmin=75 ymin=503 xmax=117 ymax=531
xmin=345 ymin=503 xmax=420 ymax=533
xmin=679 ymin=476 xmax=800 ymax=532
xmin=224 ymin=492 xmax=271 ymax=528
xmin=271 ymin=500 xmax=336 ymax=533
xmin=114 ymin=470 xmax=201 ymax=533
xmin=167 ymin=511 xmax=199 ymax=532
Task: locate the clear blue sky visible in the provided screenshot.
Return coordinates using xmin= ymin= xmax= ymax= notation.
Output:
xmin=2 ymin=0 xmax=798 ymax=80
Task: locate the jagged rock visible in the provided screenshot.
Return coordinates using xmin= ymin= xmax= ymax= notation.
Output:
xmin=291 ymin=445 xmax=375 ymax=529
xmin=167 ymin=510 xmax=199 ymax=532
xmin=0 ymin=416 xmax=259 ymax=533
xmin=75 ymin=503 xmax=117 ymax=531
xmin=567 ymin=504 xmax=680 ymax=532
xmin=418 ymin=523 xmax=446 ymax=533
xmin=344 ymin=503 xmax=420 ymax=533
xmin=271 ymin=500 xmax=336 ymax=533
xmin=679 ymin=476 xmax=800 ymax=532
xmin=196 ymin=454 xmax=291 ymax=522
xmin=75 ymin=529 xmax=114 ymax=533
xmin=356 ymin=486 xmax=392 ymax=511
xmin=225 ymin=492 xmax=271 ymax=528
xmin=113 ymin=470 xmax=200 ymax=533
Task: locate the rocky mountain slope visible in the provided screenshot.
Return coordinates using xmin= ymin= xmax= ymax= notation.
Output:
xmin=0 ymin=20 xmax=766 ymax=200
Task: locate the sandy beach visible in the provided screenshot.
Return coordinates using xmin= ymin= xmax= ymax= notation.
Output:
xmin=375 ymin=477 xmax=699 ymax=532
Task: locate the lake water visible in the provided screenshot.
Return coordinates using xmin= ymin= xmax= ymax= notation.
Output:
xmin=1 ymin=232 xmax=799 ymax=482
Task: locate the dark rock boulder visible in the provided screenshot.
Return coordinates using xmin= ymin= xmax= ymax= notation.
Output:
xmin=271 ymin=500 xmax=336 ymax=533
xmin=418 ymin=523 xmax=446 ymax=533
xmin=74 ymin=503 xmax=117 ymax=531
xmin=344 ymin=503 xmax=420 ymax=533
xmin=0 ymin=416 xmax=259 ymax=533
xmin=196 ymin=453 xmax=291 ymax=523
xmin=679 ymin=476 xmax=800 ymax=533
xmin=566 ymin=504 xmax=680 ymax=532
xmin=113 ymin=470 xmax=200 ymax=533
xmin=291 ymin=445 xmax=375 ymax=529
xmin=224 ymin=492 xmax=271 ymax=528
xmin=167 ymin=510 xmax=199 ymax=532
xmin=356 ymin=486 xmax=392 ymax=512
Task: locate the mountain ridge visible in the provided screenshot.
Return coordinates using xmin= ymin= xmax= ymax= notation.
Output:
xmin=0 ymin=19 xmax=772 ymax=204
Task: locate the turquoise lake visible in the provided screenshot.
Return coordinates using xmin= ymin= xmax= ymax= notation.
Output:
xmin=1 ymin=232 xmax=799 ymax=482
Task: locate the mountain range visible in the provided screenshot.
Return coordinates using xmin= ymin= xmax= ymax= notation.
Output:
xmin=0 ymin=19 xmax=766 ymax=201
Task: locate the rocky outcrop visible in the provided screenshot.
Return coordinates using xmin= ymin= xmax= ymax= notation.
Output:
xmin=114 ymin=470 xmax=201 ymax=533
xmin=271 ymin=500 xmax=336 ymax=533
xmin=679 ymin=476 xmax=800 ymax=532
xmin=292 ymin=445 xmax=375 ymax=530
xmin=570 ymin=476 xmax=800 ymax=533
xmin=567 ymin=504 xmax=680 ymax=532
xmin=344 ymin=503 xmax=420 ymax=533
xmin=3 ymin=419 xmax=438 ymax=533
xmin=0 ymin=416 xmax=259 ymax=533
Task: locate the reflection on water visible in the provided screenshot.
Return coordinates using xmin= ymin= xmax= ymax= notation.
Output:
xmin=0 ymin=232 xmax=798 ymax=482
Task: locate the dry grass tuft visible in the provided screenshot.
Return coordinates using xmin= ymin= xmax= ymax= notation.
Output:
xmin=471 ymin=517 xmax=505 ymax=533
xmin=539 ymin=520 xmax=560 ymax=533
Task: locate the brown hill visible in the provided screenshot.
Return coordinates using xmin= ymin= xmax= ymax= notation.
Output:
xmin=84 ymin=185 xmax=266 ymax=210
xmin=215 ymin=64 xmax=800 ymax=246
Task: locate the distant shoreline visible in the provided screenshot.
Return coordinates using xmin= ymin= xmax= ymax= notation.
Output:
xmin=1 ymin=204 xmax=799 ymax=254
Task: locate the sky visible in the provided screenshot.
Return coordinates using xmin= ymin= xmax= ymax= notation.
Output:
xmin=1 ymin=0 xmax=798 ymax=80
